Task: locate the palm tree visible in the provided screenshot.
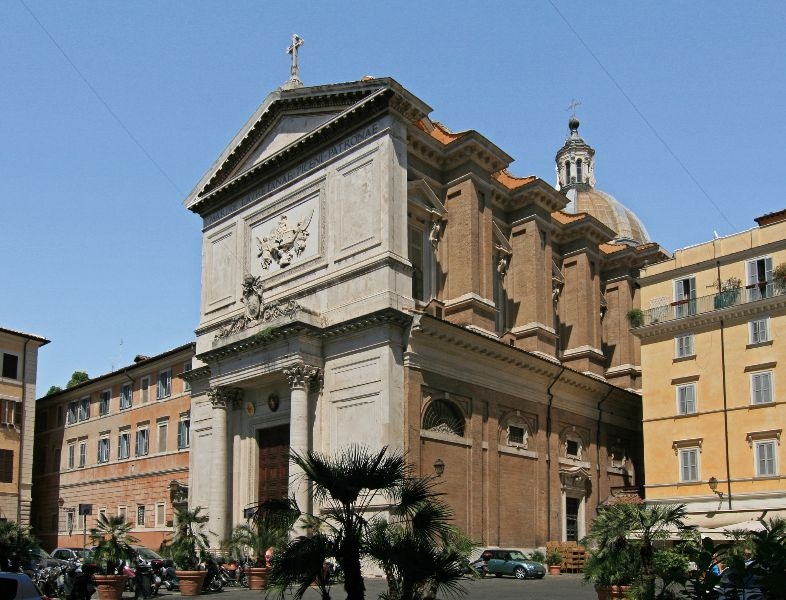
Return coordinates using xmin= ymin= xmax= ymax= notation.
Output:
xmin=168 ymin=506 xmax=210 ymax=570
xmin=748 ymin=517 xmax=786 ymax=599
xmin=89 ymin=514 xmax=138 ymax=574
xmin=266 ymin=445 xmax=468 ymax=600
xmin=583 ymin=502 xmax=687 ymax=600
xmin=365 ymin=476 xmax=468 ymax=600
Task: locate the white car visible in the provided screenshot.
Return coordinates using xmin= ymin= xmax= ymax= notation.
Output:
xmin=0 ymin=572 xmax=47 ymax=600
xmin=51 ymin=547 xmax=93 ymax=562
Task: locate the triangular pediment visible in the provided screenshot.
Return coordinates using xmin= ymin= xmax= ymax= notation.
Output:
xmin=229 ymin=110 xmax=341 ymax=179
xmin=184 ymin=78 xmax=433 ymax=213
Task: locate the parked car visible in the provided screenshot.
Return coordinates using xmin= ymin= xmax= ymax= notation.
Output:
xmin=51 ymin=547 xmax=94 ymax=562
xmin=22 ymin=547 xmax=68 ymax=571
xmin=475 ymin=548 xmax=546 ymax=579
xmin=131 ymin=546 xmax=165 ymax=566
xmin=0 ymin=572 xmax=48 ymax=600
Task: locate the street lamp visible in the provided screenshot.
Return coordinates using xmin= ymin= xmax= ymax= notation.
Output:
xmin=708 ymin=476 xmax=724 ymax=499
xmin=433 ymin=458 xmax=445 ymax=477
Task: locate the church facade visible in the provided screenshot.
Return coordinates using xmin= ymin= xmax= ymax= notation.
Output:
xmin=183 ymin=74 xmax=665 ymax=550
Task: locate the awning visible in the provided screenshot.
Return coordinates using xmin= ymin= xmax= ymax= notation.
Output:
xmin=680 ymin=509 xmax=786 ymax=540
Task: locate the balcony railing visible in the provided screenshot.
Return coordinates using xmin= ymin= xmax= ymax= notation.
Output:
xmin=639 ymin=282 xmax=784 ymax=326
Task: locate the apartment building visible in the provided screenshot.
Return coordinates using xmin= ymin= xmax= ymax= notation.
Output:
xmin=0 ymin=327 xmax=49 ymax=525
xmin=31 ymin=343 xmax=194 ymax=550
xmin=633 ymin=210 xmax=786 ymax=534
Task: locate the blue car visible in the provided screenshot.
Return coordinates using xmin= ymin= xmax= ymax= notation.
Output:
xmin=476 ymin=549 xmax=546 ymax=580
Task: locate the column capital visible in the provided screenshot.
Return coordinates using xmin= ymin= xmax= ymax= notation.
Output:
xmin=283 ymin=362 xmax=320 ymax=391
xmin=208 ymin=386 xmax=244 ymax=409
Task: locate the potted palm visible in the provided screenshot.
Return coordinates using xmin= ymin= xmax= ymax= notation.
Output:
xmin=168 ymin=506 xmax=210 ymax=596
xmin=626 ymin=308 xmax=645 ymax=328
xmin=773 ymin=263 xmax=786 ymax=293
xmin=546 ymin=548 xmax=563 ymax=575
xmin=714 ymin=276 xmax=742 ymax=309
xmin=89 ymin=514 xmax=137 ymax=600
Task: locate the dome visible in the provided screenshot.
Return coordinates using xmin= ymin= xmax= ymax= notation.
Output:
xmin=555 ymin=116 xmax=650 ymax=245
xmin=567 ymin=188 xmax=650 ymax=245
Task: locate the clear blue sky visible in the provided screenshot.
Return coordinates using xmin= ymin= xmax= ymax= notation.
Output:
xmin=3 ymin=1 xmax=785 ymax=393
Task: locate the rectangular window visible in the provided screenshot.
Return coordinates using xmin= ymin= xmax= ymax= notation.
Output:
xmin=99 ymin=390 xmax=111 ymax=416
xmin=177 ymin=418 xmax=190 ymax=449
xmin=751 ymin=372 xmax=773 ymax=405
xmin=675 ymin=334 xmax=694 ymax=358
xmin=746 ymin=256 xmax=774 ymax=301
xmin=158 ymin=422 xmax=168 ymax=453
xmin=674 ymin=276 xmax=697 ymax=318
xmin=136 ymin=505 xmax=145 ymax=527
xmin=78 ymin=397 xmax=90 ymax=421
xmin=135 ymin=428 xmax=149 ymax=457
xmin=183 ymin=361 xmax=192 ymax=393
xmin=679 ymin=448 xmax=699 ymax=482
xmin=0 ymin=449 xmax=13 ymax=482
xmin=67 ymin=401 xmax=78 ymax=424
xmin=67 ymin=443 xmax=75 ymax=469
xmin=66 ymin=510 xmax=74 ymax=534
xmin=1 ymin=353 xmax=19 ymax=379
xmin=99 ymin=507 xmax=107 ymax=520
xmin=677 ymin=383 xmax=697 ymax=415
xmin=0 ymin=400 xmax=19 ymax=426
xmin=508 ymin=426 xmax=524 ymax=445
xmin=97 ymin=437 xmax=110 ymax=463
xmin=118 ymin=506 xmax=127 ymax=522
xmin=78 ymin=440 xmax=86 ymax=468
xmin=750 ymin=318 xmax=770 ymax=344
xmin=756 ymin=441 xmax=777 ymax=476
xmin=155 ymin=503 xmax=165 ymax=527
xmin=53 ymin=447 xmax=61 ymax=472
xmin=120 ymin=383 xmax=132 ymax=410
xmin=140 ymin=377 xmax=150 ymax=403
xmin=157 ymin=369 xmax=171 ymax=400
xmin=118 ymin=432 xmax=130 ymax=460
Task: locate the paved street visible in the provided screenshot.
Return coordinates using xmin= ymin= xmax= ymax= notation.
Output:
xmin=138 ymin=573 xmax=596 ymax=600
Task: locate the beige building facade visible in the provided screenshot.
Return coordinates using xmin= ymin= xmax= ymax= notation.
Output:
xmin=0 ymin=327 xmax=48 ymax=525
xmin=634 ymin=210 xmax=786 ymax=534
xmin=31 ymin=344 xmax=194 ymax=550
xmin=183 ymin=73 xmax=664 ymax=550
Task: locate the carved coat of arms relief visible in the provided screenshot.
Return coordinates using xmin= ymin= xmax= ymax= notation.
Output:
xmin=257 ymin=209 xmax=314 ymax=270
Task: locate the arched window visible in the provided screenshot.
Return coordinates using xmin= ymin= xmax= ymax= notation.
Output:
xmin=423 ymin=400 xmax=464 ymax=437
xmin=564 ymin=160 xmax=571 ymax=184
xmin=576 ymin=159 xmax=583 ymax=183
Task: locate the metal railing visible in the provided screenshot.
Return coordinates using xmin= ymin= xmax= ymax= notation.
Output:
xmin=638 ymin=282 xmax=784 ymax=326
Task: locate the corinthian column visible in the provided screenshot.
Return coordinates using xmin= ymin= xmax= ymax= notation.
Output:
xmin=283 ymin=362 xmax=320 ymax=519
xmin=207 ymin=386 xmax=242 ymax=549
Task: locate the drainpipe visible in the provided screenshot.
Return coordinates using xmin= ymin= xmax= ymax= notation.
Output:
xmin=717 ymin=261 xmax=733 ymax=509
xmin=18 ymin=339 xmax=29 ymax=526
xmin=546 ymin=366 xmax=566 ymax=541
xmin=596 ymin=385 xmax=614 ymax=510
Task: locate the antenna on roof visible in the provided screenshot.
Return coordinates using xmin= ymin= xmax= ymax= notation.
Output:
xmin=111 ymin=338 xmax=123 ymax=372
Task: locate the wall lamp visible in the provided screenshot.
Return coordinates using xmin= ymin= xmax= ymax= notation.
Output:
xmin=58 ymin=497 xmax=65 ymax=510
xmin=433 ymin=458 xmax=445 ymax=477
xmin=243 ymin=507 xmax=256 ymax=519
xmin=708 ymin=476 xmax=724 ymax=499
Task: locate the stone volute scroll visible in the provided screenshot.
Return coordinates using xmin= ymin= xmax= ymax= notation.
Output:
xmin=208 ymin=386 xmax=244 ymax=410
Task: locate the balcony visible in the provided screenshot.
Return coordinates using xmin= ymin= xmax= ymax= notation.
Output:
xmin=639 ymin=282 xmax=783 ymax=327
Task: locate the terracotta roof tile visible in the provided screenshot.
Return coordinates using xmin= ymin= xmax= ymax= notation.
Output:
xmin=492 ymin=169 xmax=537 ymax=190
xmin=551 ymin=210 xmax=588 ymax=224
xmin=429 ymin=121 xmax=468 ymax=144
xmin=599 ymin=243 xmax=627 ymax=254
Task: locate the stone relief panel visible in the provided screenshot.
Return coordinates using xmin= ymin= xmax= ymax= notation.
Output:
xmin=206 ymin=225 xmax=237 ymax=311
xmin=249 ymin=195 xmax=320 ymax=277
xmin=336 ymin=151 xmax=379 ymax=254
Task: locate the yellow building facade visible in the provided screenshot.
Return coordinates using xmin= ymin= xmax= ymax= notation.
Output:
xmin=634 ymin=210 xmax=786 ymax=533
xmin=0 ymin=327 xmax=49 ymax=525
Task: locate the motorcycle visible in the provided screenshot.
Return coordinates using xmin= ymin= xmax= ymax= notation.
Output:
xmin=62 ymin=561 xmax=97 ymax=600
xmin=219 ymin=560 xmax=240 ymax=587
xmin=153 ymin=558 xmax=178 ymax=591
xmin=201 ymin=556 xmax=224 ymax=593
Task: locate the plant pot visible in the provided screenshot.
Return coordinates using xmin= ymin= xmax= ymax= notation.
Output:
xmin=93 ymin=574 xmax=128 ymax=600
xmin=548 ymin=564 xmax=561 ymax=575
xmin=247 ymin=566 xmax=270 ymax=590
xmin=176 ymin=570 xmax=207 ymax=596
xmin=595 ymin=585 xmax=632 ymax=600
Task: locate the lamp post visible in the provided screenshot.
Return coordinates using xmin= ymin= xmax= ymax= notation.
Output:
xmin=433 ymin=458 xmax=445 ymax=477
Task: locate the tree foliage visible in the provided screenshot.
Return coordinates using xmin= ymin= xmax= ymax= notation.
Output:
xmin=89 ymin=513 xmax=138 ymax=574
xmin=67 ymin=371 xmax=89 ymax=388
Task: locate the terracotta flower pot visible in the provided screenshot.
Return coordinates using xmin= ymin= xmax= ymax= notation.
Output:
xmin=548 ymin=564 xmax=561 ymax=575
xmin=247 ymin=566 xmax=270 ymax=590
xmin=595 ymin=584 xmax=632 ymax=600
xmin=93 ymin=574 xmax=128 ymax=600
xmin=176 ymin=570 xmax=207 ymax=596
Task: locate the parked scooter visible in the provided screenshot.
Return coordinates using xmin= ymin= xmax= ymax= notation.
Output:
xmin=201 ymin=556 xmax=224 ymax=593
xmin=62 ymin=561 xmax=97 ymax=600
xmin=153 ymin=558 xmax=178 ymax=591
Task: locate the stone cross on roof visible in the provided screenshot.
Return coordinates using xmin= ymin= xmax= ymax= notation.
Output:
xmin=284 ymin=34 xmax=304 ymax=89
xmin=567 ymin=98 xmax=581 ymax=118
